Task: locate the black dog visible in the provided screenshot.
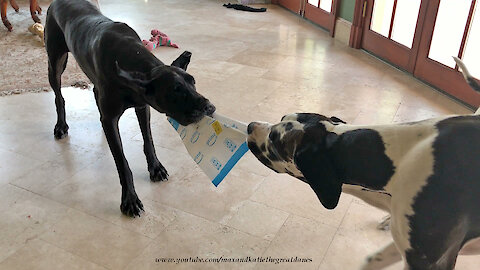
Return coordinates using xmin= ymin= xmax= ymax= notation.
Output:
xmin=45 ymin=0 xmax=215 ymax=217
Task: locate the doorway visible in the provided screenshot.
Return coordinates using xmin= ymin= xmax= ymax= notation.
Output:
xmin=276 ymin=0 xmax=339 ymax=35
xmin=354 ymin=0 xmax=480 ymax=107
xmin=304 ymin=0 xmax=337 ymax=35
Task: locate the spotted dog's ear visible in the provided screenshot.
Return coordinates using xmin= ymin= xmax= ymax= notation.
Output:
xmin=115 ymin=61 xmax=152 ymax=94
xmin=330 ymin=116 xmax=346 ymax=124
xmin=294 ymin=133 xmax=341 ymax=209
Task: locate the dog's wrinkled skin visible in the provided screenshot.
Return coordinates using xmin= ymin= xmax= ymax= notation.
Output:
xmin=248 ymin=112 xmax=480 ymax=269
xmin=45 ymin=0 xmax=215 ymax=217
xmin=247 ymin=114 xmax=391 ymax=211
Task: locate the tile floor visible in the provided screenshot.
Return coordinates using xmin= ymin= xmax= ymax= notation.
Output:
xmin=0 ymin=0 xmax=478 ymax=269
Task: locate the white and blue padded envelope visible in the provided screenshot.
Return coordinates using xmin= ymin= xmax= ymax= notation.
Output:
xmin=167 ymin=112 xmax=249 ymax=187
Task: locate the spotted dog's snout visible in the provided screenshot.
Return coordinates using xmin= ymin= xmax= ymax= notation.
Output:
xmin=247 ymin=119 xmax=306 ymax=179
xmin=247 ymin=121 xmax=270 ymax=139
xmin=247 ymin=121 xmax=270 ymax=157
xmin=247 ymin=122 xmax=255 ymax=134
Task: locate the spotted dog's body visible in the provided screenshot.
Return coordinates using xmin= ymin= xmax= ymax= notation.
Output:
xmin=247 ymin=110 xmax=480 ymax=267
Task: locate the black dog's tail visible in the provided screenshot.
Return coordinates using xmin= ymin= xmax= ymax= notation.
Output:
xmin=453 ymin=56 xmax=480 ymax=93
xmin=223 ymin=3 xmax=267 ymax=12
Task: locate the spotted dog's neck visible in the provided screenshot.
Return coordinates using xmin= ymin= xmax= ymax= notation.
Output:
xmin=319 ymin=118 xmax=444 ymax=192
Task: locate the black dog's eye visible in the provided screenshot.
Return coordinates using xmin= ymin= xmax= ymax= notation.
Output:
xmin=175 ymin=91 xmax=187 ymax=102
xmin=185 ymin=75 xmax=195 ymax=85
xmin=170 ymin=89 xmax=186 ymax=104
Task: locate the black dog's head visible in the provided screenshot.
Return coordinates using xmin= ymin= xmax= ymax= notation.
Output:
xmin=247 ymin=113 xmax=346 ymax=209
xmin=116 ymin=51 xmax=215 ymax=125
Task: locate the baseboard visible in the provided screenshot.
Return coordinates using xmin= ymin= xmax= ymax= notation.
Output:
xmin=334 ymin=18 xmax=352 ymax=45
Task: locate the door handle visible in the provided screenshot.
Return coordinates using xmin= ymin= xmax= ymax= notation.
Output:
xmin=362 ymin=0 xmax=367 ymax=17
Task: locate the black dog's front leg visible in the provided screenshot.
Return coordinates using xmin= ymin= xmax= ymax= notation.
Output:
xmin=135 ymin=105 xmax=169 ymax=182
xmin=100 ymin=113 xmax=144 ymax=217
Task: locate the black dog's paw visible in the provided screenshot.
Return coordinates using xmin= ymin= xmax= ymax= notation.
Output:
xmin=54 ymin=123 xmax=69 ymax=139
xmin=149 ymin=162 xmax=169 ymax=182
xmin=120 ymin=193 xmax=144 ymax=217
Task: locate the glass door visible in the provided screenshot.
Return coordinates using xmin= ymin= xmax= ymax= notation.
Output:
xmin=414 ymin=0 xmax=480 ymax=106
xmin=304 ymin=0 xmax=337 ymax=34
xmin=361 ymin=0 xmax=424 ymax=72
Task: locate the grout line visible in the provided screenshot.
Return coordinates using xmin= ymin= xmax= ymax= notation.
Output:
xmin=39 ymin=236 xmax=114 ymax=270
xmin=317 ymin=199 xmax=354 ymax=269
xmin=252 ymin=212 xmax=292 ymax=269
xmin=248 ymin=195 xmax=340 ymax=230
xmin=391 ymin=101 xmax=402 ymax=123
xmin=154 ymin=206 xmax=273 ymax=243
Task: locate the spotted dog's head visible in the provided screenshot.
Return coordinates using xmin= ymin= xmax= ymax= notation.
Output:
xmin=247 ymin=113 xmax=346 ymax=209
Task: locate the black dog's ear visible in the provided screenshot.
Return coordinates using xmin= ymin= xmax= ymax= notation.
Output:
xmin=171 ymin=51 xmax=192 ymax=71
xmin=294 ymin=136 xmax=342 ymax=209
xmin=115 ymin=61 xmax=151 ymax=93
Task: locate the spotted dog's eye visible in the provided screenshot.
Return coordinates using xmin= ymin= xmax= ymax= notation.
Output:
xmin=284 ymin=122 xmax=293 ymax=131
xmin=269 ymin=131 xmax=279 ymax=142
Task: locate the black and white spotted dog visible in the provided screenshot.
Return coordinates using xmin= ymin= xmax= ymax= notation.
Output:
xmin=246 ymin=58 xmax=480 ymax=270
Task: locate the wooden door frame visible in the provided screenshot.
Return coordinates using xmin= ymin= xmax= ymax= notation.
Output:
xmin=274 ymin=0 xmax=303 ymax=14
xmin=349 ymin=0 xmax=366 ymax=48
xmin=360 ymin=0 xmax=411 ymax=71
xmin=304 ymin=0 xmax=340 ymax=36
xmin=350 ymin=0 xmax=428 ymax=72
xmin=350 ymin=0 xmax=480 ymax=106
xmin=414 ymin=0 xmax=480 ymax=106
xmin=273 ymin=0 xmax=340 ymax=36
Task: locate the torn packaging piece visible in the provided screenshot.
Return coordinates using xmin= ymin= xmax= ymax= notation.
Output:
xmin=167 ymin=113 xmax=249 ymax=186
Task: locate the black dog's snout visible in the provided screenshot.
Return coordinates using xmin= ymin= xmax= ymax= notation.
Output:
xmin=204 ymin=103 xmax=216 ymax=116
xmin=247 ymin=122 xmax=255 ymax=134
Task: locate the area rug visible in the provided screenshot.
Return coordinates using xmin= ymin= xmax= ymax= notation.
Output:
xmin=0 ymin=2 xmax=89 ymax=96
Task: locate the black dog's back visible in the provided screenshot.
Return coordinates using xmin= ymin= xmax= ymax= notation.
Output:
xmin=46 ymin=0 xmax=155 ymax=85
xmin=48 ymin=0 xmax=104 ymax=31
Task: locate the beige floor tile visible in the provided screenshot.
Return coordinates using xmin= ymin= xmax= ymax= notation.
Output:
xmin=393 ymin=103 xmax=446 ymax=123
xmin=255 ymin=215 xmax=337 ymax=270
xmin=250 ymin=173 xmax=353 ymax=228
xmin=0 ymin=184 xmax=69 ymax=262
xmin=235 ymin=151 xmax=273 ymax=177
xmin=0 ymin=148 xmax=43 ymax=185
xmin=455 ymin=255 xmax=480 ymax=270
xmin=147 ymin=164 xmax=266 ymax=223
xmin=222 ymin=200 xmax=290 ymax=241
xmin=10 ymin=144 xmax=105 ymax=195
xmin=352 ymin=103 xmax=400 ymax=125
xmin=1 ymin=0 xmax=477 ymax=269
xmin=125 ymin=211 xmax=270 ymax=270
xmin=131 ymin=116 xmax=190 ymax=155
xmin=318 ymin=202 xmax=392 ymax=270
xmin=322 ymin=200 xmax=480 ymax=269
xmin=0 ymin=238 xmax=106 ymax=270
xmin=43 ymin=151 xmax=181 ymax=239
xmin=39 ymin=208 xmax=152 ymax=270
xmin=227 ymin=50 xmax=289 ymax=70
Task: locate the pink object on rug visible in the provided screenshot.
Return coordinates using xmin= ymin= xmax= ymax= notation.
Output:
xmin=142 ymin=29 xmax=179 ymax=51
